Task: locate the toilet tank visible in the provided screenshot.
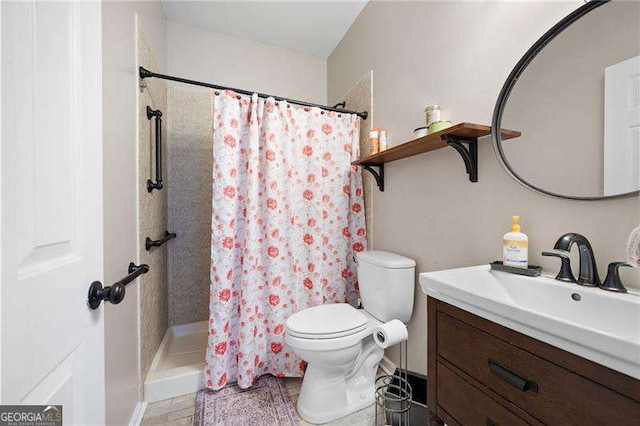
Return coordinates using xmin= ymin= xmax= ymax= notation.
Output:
xmin=357 ymin=250 xmax=416 ymax=323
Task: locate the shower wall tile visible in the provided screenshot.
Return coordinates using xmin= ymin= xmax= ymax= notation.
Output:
xmin=171 ymin=248 xmax=210 ymax=324
xmin=168 ymin=154 xmax=212 ymax=194
xmin=335 ymin=71 xmax=373 ymax=248
xmin=167 ymin=85 xmax=214 ymax=326
xmin=138 ymin=227 xmax=168 ymax=381
xmin=170 ymin=188 xmax=212 ymax=227
xmin=137 ymin=21 xmax=169 ymax=390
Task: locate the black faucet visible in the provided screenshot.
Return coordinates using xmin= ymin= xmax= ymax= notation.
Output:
xmin=549 ymin=233 xmax=600 ymax=287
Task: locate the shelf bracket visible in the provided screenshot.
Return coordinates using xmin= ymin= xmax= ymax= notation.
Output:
xmin=442 ymin=135 xmax=478 ymax=182
xmin=361 ymin=164 xmax=384 ymax=192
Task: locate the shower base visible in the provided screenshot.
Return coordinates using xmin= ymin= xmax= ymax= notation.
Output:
xmin=144 ymin=321 xmax=208 ymax=402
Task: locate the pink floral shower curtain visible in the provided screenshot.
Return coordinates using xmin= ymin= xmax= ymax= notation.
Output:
xmin=204 ymin=91 xmax=367 ymax=390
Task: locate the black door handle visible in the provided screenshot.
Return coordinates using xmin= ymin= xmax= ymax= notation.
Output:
xmin=87 ymin=262 xmax=149 ymax=309
xmin=488 ymin=359 xmax=538 ymax=393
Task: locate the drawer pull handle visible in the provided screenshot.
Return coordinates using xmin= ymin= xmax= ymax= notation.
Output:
xmin=487 ymin=419 xmax=497 ymax=426
xmin=488 ymin=359 xmax=538 ymax=393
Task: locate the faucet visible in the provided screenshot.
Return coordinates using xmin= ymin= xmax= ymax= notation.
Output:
xmin=549 ymin=233 xmax=600 ymax=287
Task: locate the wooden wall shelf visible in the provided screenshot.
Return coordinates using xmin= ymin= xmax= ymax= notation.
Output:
xmin=352 ymin=123 xmax=520 ymax=191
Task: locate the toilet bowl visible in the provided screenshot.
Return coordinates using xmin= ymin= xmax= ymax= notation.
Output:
xmin=285 ymin=304 xmax=383 ymax=424
xmin=285 ymin=250 xmax=416 ymax=424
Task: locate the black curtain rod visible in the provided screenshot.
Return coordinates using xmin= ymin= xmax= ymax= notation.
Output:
xmin=139 ymin=67 xmax=368 ymax=120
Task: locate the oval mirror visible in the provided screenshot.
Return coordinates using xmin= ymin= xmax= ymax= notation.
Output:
xmin=492 ymin=0 xmax=640 ymax=200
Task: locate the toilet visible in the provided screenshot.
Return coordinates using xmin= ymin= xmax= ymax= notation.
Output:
xmin=285 ymin=250 xmax=415 ymax=424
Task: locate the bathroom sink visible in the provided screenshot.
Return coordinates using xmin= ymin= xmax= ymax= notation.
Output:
xmin=420 ymin=265 xmax=640 ymax=379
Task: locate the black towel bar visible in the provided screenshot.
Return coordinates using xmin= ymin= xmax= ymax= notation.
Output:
xmin=145 ymin=230 xmax=177 ymax=251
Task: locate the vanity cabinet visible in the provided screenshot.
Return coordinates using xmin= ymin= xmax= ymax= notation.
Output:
xmin=427 ymin=297 xmax=640 ymax=425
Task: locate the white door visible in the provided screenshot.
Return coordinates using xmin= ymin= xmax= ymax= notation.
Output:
xmin=604 ymin=55 xmax=640 ymax=195
xmin=1 ymin=2 xmax=105 ymax=424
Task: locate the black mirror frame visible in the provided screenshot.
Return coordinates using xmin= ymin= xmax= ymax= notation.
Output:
xmin=491 ymin=0 xmax=638 ymax=201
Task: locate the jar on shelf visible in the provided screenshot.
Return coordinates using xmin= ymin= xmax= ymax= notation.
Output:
xmin=425 ymin=105 xmax=441 ymax=126
xmin=368 ymin=127 xmax=380 ymax=155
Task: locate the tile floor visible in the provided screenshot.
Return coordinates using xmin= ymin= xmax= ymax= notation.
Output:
xmin=141 ymin=392 xmax=198 ymax=425
xmin=140 ymin=377 xmax=381 ymax=426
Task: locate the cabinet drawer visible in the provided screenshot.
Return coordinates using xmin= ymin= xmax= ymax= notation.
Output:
xmin=437 ymin=312 xmax=640 ymax=425
xmin=438 ymin=362 xmax=529 ymax=426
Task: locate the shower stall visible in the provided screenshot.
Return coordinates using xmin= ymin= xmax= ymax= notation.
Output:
xmin=138 ymin=78 xmax=215 ymax=401
xmin=136 ymin=19 xmax=372 ymax=401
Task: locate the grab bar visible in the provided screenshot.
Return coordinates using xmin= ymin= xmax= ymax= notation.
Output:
xmin=147 ymin=106 xmax=163 ymax=192
xmin=145 ymin=230 xmax=177 ymax=251
xmin=87 ymin=262 xmax=149 ymax=309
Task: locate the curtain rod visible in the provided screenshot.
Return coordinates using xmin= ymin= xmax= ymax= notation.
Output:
xmin=139 ymin=67 xmax=368 ymax=120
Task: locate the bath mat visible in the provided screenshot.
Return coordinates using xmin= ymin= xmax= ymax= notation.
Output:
xmin=194 ymin=375 xmax=299 ymax=426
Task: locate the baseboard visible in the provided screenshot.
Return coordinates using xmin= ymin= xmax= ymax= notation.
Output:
xmin=379 ymin=355 xmax=396 ymax=375
xmin=128 ymin=401 xmax=147 ymax=426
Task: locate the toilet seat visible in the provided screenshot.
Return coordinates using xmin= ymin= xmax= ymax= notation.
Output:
xmin=285 ymin=304 xmax=376 ymax=351
xmin=285 ymin=303 xmax=368 ymax=339
xmin=285 ymin=325 xmax=373 ymax=352
xmin=286 ymin=325 xmax=368 ymax=340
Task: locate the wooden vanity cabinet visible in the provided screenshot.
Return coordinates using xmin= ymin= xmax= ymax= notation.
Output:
xmin=427 ymin=297 xmax=640 ymax=426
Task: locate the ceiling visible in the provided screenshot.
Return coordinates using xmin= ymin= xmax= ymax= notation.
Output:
xmin=162 ymin=1 xmax=368 ymax=58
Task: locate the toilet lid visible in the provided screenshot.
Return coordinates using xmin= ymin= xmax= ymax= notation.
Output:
xmin=285 ymin=303 xmax=369 ymax=339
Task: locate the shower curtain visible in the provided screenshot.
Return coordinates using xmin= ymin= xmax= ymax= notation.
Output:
xmin=204 ymin=91 xmax=367 ymax=390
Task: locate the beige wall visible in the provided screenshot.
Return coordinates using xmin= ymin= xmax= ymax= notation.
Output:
xmin=167 ymin=20 xmax=327 ymax=104
xmin=165 ymin=22 xmax=328 ymax=325
xmin=327 ymin=1 xmax=640 ymax=376
xmin=102 ymin=1 xmax=166 ymax=424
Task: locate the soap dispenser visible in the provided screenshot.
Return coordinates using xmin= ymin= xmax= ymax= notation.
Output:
xmin=503 ymin=216 xmax=528 ymax=269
